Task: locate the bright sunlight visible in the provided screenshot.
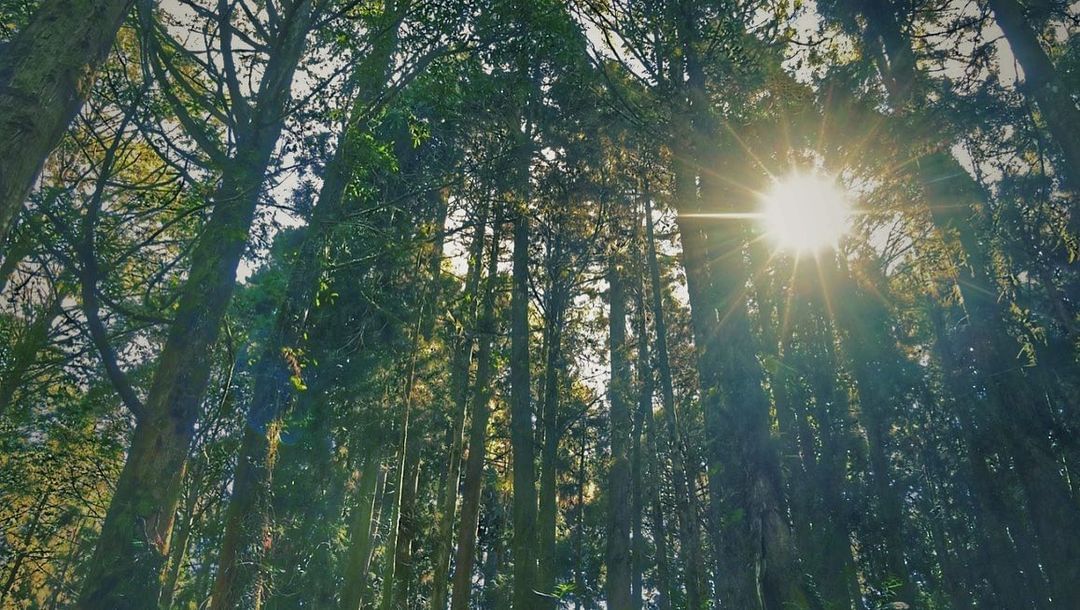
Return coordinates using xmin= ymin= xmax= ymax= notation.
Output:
xmin=761 ymin=172 xmax=852 ymax=253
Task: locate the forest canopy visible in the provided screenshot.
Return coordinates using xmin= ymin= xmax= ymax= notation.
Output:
xmin=0 ymin=0 xmax=1078 ymax=609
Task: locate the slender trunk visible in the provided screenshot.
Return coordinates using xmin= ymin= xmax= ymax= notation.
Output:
xmin=605 ymin=248 xmax=633 ymax=609
xmin=450 ymin=213 xmax=502 ymax=610
xmin=0 ymin=0 xmax=134 ymax=250
xmin=630 ymin=384 xmax=644 ymax=610
xmin=927 ymin=300 xmax=1045 ymax=609
xmin=209 ymin=8 xmax=403 ymax=605
xmin=431 ymin=201 xmax=490 ymax=610
xmin=690 ymin=142 xmax=807 ymax=609
xmin=160 ymin=476 xmax=202 ymax=610
xmin=380 ymin=332 xmax=427 ymax=610
xmin=633 ymin=260 xmax=671 ymax=610
xmin=643 ymin=194 xmax=706 ymax=609
xmin=537 ymin=251 xmax=568 ymax=605
xmin=573 ymin=415 xmax=588 ymax=610
xmin=338 ymin=452 xmax=383 ymax=610
xmin=388 ymin=443 xmax=422 ymax=608
xmin=822 ymin=259 xmax=915 ymax=606
xmin=78 ymin=5 xmax=313 ymax=605
xmin=509 ymin=202 xmax=539 ymax=609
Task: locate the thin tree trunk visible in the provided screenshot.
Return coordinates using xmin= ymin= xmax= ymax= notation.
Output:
xmin=643 ymin=193 xmax=706 ymax=609
xmin=573 ymin=414 xmax=588 ymax=610
xmin=633 ymin=257 xmax=672 ymax=610
xmin=209 ymin=7 xmax=404 ymax=605
xmin=431 ymin=200 xmax=490 ymax=610
xmin=537 ymin=239 xmax=568 ymax=606
xmin=339 ymin=451 xmax=383 ymax=610
xmin=0 ymin=0 xmax=133 ymax=251
xmin=77 ymin=5 xmax=313 ymax=605
xmin=605 ymin=246 xmax=633 ymax=609
xmin=160 ymin=472 xmax=203 ymax=610
xmin=450 ymin=211 xmax=502 ymax=610
xmin=509 ymin=201 xmax=540 ymax=609
xmin=860 ymin=5 xmax=1080 ymax=603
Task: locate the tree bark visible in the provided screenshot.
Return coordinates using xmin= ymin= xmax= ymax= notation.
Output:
xmin=0 ymin=0 xmax=134 ymax=252
xmin=509 ymin=201 xmax=540 ymax=609
xmin=605 ymin=244 xmax=634 ymax=610
xmin=633 ymin=255 xmax=672 ymax=610
xmin=340 ymin=454 xmax=384 ymax=610
xmin=450 ymin=212 xmax=502 ymax=610
xmin=431 ymin=200 xmax=490 ymax=610
xmin=643 ymin=193 xmax=706 ymax=609
xmin=77 ymin=4 xmax=313 ymax=605
xmin=859 ymin=4 xmax=1080 ymax=604
xmin=208 ymin=7 xmax=405 ymax=605
xmin=537 ymin=237 xmax=569 ymax=606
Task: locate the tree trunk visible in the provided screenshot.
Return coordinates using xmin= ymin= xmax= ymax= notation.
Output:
xmin=77 ymin=5 xmax=313 ymax=604
xmin=860 ymin=4 xmax=1080 ymax=605
xmin=450 ymin=212 xmax=502 ymax=610
xmin=633 ymin=257 xmax=672 ymax=610
xmin=605 ymin=247 xmax=634 ymax=610
xmin=431 ymin=201 xmax=490 ymax=610
xmin=0 ymin=0 xmax=133 ymax=251
xmin=643 ymin=193 xmax=706 ymax=609
xmin=207 ymin=6 xmax=405 ymax=604
xmin=338 ymin=452 xmax=383 ymax=610
xmin=537 ymin=241 xmax=569 ymax=606
xmin=509 ymin=202 xmax=540 ymax=609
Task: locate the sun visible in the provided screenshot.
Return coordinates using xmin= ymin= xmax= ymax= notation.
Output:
xmin=761 ymin=172 xmax=852 ymax=253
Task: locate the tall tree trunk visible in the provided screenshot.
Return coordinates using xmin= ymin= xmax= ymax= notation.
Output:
xmin=537 ymin=240 xmax=568 ymax=606
xmin=0 ymin=0 xmax=133 ymax=251
xmin=823 ymin=259 xmax=918 ymax=607
xmin=643 ymin=193 xmax=706 ymax=609
xmin=339 ymin=452 xmax=384 ymax=610
xmin=605 ymin=246 xmax=634 ymax=609
xmin=77 ymin=5 xmax=313 ymax=605
xmin=509 ymin=201 xmax=540 ymax=609
xmin=572 ymin=417 xmax=587 ymax=610
xmin=388 ymin=442 xmax=422 ymax=608
xmin=450 ymin=212 xmax=502 ymax=610
xmin=160 ymin=468 xmax=204 ymax=610
xmin=431 ymin=201 xmax=490 ymax=610
xmin=633 ymin=257 xmax=672 ymax=610
xmin=209 ymin=6 xmax=404 ymax=604
xmin=690 ymin=144 xmax=807 ymax=610
xmin=380 ymin=329 xmax=428 ymax=610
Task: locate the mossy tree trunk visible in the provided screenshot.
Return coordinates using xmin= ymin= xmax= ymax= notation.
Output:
xmin=0 ymin=0 xmax=134 ymax=252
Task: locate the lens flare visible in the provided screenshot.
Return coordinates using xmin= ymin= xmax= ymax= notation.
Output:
xmin=761 ymin=172 xmax=852 ymax=253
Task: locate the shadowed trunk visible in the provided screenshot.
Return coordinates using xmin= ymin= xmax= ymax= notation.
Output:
xmin=605 ymin=239 xmax=633 ymax=609
xmin=0 ymin=0 xmax=134 ymax=251
xmin=450 ymin=212 xmax=503 ymax=610
xmin=509 ymin=200 xmax=540 ymax=609
xmin=431 ymin=200 xmax=490 ymax=610
xmin=77 ymin=5 xmax=313 ymax=604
